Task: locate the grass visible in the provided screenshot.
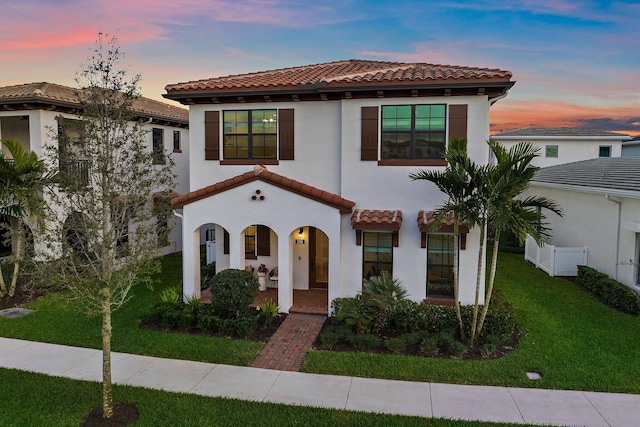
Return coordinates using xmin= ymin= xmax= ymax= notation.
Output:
xmin=0 ymin=367 xmax=536 ymax=427
xmin=303 ymin=252 xmax=640 ymax=394
xmin=0 ymin=254 xmax=263 ymax=366
xmin=2 ymin=251 xmax=640 ymax=395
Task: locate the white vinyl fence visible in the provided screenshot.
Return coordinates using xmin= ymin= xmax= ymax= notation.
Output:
xmin=524 ymin=235 xmax=588 ymax=277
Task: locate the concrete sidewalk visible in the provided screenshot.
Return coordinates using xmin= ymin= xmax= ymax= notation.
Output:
xmin=1 ymin=337 xmax=638 ymax=426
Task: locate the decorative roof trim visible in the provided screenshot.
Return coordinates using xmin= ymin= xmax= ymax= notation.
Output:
xmin=350 ymin=209 xmax=403 ymax=231
xmin=171 ymin=165 xmax=356 ymax=213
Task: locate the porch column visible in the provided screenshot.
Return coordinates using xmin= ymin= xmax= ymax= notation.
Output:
xmin=182 ymin=227 xmax=201 ymax=301
xmin=277 ymin=233 xmax=292 ymax=313
xmin=228 ymin=229 xmax=244 ymax=270
xmin=327 ymin=227 xmax=341 ymax=314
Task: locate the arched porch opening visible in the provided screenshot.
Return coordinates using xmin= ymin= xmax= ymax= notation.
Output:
xmin=290 ymin=225 xmax=329 ymax=315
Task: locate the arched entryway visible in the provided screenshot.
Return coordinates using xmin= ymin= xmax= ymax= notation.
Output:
xmin=291 ymin=226 xmax=329 ymax=314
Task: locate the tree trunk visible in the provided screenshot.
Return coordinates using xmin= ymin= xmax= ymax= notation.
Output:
xmin=8 ymin=217 xmax=23 ymax=297
xmin=0 ymin=259 xmax=7 ymax=297
xmin=101 ymin=291 xmax=113 ymax=419
xmin=477 ymin=228 xmax=501 ymax=337
xmin=453 ymin=217 xmax=465 ymax=341
xmin=470 ymin=217 xmax=486 ymax=346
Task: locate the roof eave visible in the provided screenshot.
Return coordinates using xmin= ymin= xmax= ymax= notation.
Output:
xmin=531 ymin=180 xmax=640 ymax=199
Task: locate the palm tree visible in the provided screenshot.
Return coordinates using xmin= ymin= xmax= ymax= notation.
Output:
xmin=410 ymin=137 xmax=481 ymax=339
xmin=474 ymin=140 xmax=561 ymax=339
xmin=0 ymin=139 xmax=52 ymax=298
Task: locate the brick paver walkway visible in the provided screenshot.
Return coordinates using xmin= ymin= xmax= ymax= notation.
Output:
xmin=251 ymin=313 xmax=326 ymax=371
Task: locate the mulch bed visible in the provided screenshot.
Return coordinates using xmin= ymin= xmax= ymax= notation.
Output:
xmin=312 ymin=318 xmax=521 ymax=361
xmin=0 ymin=288 xmax=35 ymax=310
xmin=80 ymin=402 xmax=139 ymax=427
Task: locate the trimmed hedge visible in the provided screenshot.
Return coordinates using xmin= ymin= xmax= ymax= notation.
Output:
xmin=576 ymin=265 xmax=640 ymax=315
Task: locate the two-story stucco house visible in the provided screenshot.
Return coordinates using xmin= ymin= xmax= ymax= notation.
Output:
xmin=492 ymin=127 xmax=631 ymax=167
xmin=0 ymin=82 xmax=190 ymax=257
xmin=164 ymin=59 xmax=515 ymax=313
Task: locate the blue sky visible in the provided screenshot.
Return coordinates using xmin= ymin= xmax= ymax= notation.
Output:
xmin=2 ymin=0 xmax=639 ymax=134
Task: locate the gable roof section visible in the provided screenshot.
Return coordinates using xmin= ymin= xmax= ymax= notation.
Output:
xmin=164 ymin=59 xmax=514 ymax=104
xmin=532 ymin=157 xmax=640 ymax=196
xmin=0 ymin=82 xmax=189 ymax=127
xmin=493 ymin=127 xmax=630 ymax=139
xmin=171 ymin=165 xmax=355 ymax=213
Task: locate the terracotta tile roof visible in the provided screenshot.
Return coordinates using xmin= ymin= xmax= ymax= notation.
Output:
xmin=351 ymin=209 xmax=403 ymax=231
xmin=0 ymin=82 xmax=188 ymax=124
xmin=171 ymin=165 xmax=355 ymax=213
xmin=165 ymin=59 xmax=513 ymax=96
xmin=418 ymin=210 xmax=469 ymax=233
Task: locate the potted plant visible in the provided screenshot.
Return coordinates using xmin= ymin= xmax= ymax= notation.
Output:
xmin=257 ymin=264 xmax=268 ymax=291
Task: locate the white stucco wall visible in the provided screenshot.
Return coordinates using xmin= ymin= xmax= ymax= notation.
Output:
xmin=493 ymin=136 xmax=626 ymax=168
xmin=0 ymin=108 xmax=188 ymax=257
xmin=182 ymin=95 xmax=493 ymax=308
xmin=526 ymin=184 xmax=640 ymax=288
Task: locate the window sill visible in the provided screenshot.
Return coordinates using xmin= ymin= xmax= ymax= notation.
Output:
xmin=173 ymin=149 xmax=182 ymax=154
xmin=221 ymin=159 xmax=280 ymax=166
xmin=245 ymin=253 xmax=257 ymax=260
xmin=378 ymin=159 xmax=447 ymax=167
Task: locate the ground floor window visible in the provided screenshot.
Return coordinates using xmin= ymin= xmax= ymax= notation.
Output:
xmin=427 ymin=234 xmax=455 ymax=298
xmin=363 ymin=232 xmax=393 ymax=278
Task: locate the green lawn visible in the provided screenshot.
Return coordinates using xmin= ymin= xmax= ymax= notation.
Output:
xmin=0 ymin=367 xmax=535 ymax=427
xmin=1 ymin=251 xmax=639 ymax=394
xmin=303 ymin=252 xmax=640 ymax=393
xmin=0 ymin=254 xmax=263 ymax=366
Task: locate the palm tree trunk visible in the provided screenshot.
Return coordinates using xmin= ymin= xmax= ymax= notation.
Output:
xmin=470 ymin=217 xmax=486 ymax=345
xmin=8 ymin=217 xmax=23 ymax=297
xmin=0 ymin=260 xmax=7 ymax=297
xmin=102 ymin=291 xmax=114 ymax=419
xmin=453 ymin=218 xmax=465 ymax=340
xmin=477 ymin=228 xmax=501 ymax=337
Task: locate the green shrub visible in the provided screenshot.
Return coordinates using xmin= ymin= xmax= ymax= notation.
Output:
xmin=209 ymin=269 xmax=259 ymax=319
xmin=449 ymin=340 xmax=467 ymax=357
xmin=480 ymin=342 xmax=497 ymax=358
xmin=576 ymin=265 xmax=640 ymax=315
xmin=400 ymin=331 xmax=426 ymax=347
xmin=159 ymin=286 xmax=181 ymax=304
xmin=153 ymin=302 xmax=184 ymax=329
xmin=383 ymin=337 xmax=407 ymax=354
xmin=331 ymin=297 xmax=377 ymax=334
xmin=195 ymin=306 xmax=219 ymax=333
xmin=201 ymin=262 xmax=217 ymax=289
xmin=320 ymin=331 xmax=344 ymax=349
xmin=256 ymin=297 xmax=280 ymax=326
xmin=350 ymin=333 xmax=380 ymax=351
xmin=361 ymin=272 xmax=408 ymax=306
xmin=419 ymin=335 xmax=438 ymax=354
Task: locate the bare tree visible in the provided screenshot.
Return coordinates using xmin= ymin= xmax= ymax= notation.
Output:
xmin=39 ymin=33 xmax=175 ymax=419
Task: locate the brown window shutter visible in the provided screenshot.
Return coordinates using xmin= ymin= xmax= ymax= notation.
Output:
xmin=223 ymin=229 xmax=229 ymax=254
xmin=448 ymin=104 xmax=468 ymax=141
xmin=205 ymin=111 xmax=220 ymax=160
xmin=278 ymin=109 xmax=294 ymax=160
xmin=256 ymin=225 xmax=270 ymax=256
xmin=361 ymin=106 xmax=379 ymax=161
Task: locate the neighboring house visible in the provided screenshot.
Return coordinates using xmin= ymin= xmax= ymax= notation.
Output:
xmin=527 ymin=157 xmax=640 ymax=289
xmin=492 ymin=127 xmax=631 ymax=167
xmin=0 ymin=82 xmax=190 ymax=256
xmin=165 ymin=59 xmax=515 ymax=313
xmin=622 ymin=136 xmax=640 ymax=157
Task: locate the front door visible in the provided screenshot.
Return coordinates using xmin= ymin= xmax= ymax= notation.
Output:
xmin=308 ymin=227 xmax=328 ymax=289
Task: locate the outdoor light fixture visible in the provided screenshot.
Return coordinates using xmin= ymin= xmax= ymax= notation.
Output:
xmin=298 ymin=227 xmax=304 ymax=236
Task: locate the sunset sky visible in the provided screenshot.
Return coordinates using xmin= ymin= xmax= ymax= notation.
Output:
xmin=2 ymin=0 xmax=639 ymax=135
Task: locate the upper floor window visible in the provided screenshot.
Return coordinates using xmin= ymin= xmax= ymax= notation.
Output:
xmin=223 ymin=110 xmax=277 ymax=160
xmin=173 ymin=130 xmax=181 ymax=152
xmin=152 ymin=128 xmax=164 ymax=164
xmin=545 ymin=145 xmax=558 ymax=158
xmin=599 ymin=145 xmax=611 ymax=158
xmin=381 ymin=105 xmax=446 ymax=160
